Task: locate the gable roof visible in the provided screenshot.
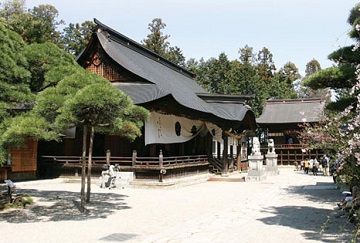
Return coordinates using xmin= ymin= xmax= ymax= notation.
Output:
xmin=257 ymin=98 xmax=325 ymax=124
xmin=78 ymin=19 xmax=256 ymax=129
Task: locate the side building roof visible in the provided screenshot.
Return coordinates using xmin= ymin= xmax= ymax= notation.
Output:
xmin=78 ymin=19 xmax=256 ymax=130
xmin=257 ymin=98 xmax=325 ymax=124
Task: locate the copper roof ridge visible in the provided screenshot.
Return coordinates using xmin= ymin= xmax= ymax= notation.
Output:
xmin=266 ymin=98 xmax=324 ymax=104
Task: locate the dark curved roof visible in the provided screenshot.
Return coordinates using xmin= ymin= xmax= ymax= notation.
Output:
xmin=79 ymin=19 xmax=256 ymax=128
xmin=112 ymin=82 xmax=168 ymax=104
xmin=257 ymin=98 xmax=325 ymax=124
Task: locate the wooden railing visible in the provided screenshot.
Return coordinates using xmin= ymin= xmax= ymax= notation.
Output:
xmin=40 ymin=154 xmax=209 ymax=170
xmin=278 ymin=144 xmax=305 ymax=149
xmin=263 ymin=144 xmax=307 ymax=149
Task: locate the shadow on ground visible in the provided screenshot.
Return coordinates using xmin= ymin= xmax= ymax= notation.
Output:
xmin=0 ymin=188 xmax=130 ymax=223
xmin=258 ymin=180 xmax=357 ymax=242
xmin=99 ymin=233 xmax=138 ymax=242
xmin=285 ymin=181 xmax=340 ymax=204
xmin=259 ymin=205 xmax=355 ymax=242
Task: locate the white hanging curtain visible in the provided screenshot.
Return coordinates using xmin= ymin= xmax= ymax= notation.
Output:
xmin=205 ymin=122 xmax=223 ymax=143
xmin=145 ymin=112 xmax=205 ymax=145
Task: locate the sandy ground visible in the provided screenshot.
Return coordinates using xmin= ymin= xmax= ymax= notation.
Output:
xmin=0 ymin=168 xmax=356 ymax=243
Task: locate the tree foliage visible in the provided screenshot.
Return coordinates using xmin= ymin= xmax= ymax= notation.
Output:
xmin=303 ymin=4 xmax=360 ymax=111
xmin=299 ymin=4 xmax=360 ymax=204
xmin=142 ymin=18 xmax=186 ymax=67
xmin=0 ymin=0 xmax=95 ymax=56
xmin=305 ymin=59 xmax=321 ymax=77
xmin=256 ymin=47 xmax=276 ymax=83
xmin=55 ymin=80 xmax=148 ymax=140
xmin=188 ymin=46 xmax=299 ymax=116
xmin=54 ymin=79 xmax=149 ymax=206
xmin=0 ymin=22 xmax=34 ymax=162
xmin=239 ymin=45 xmax=254 ymax=64
xmin=0 ymin=0 xmax=64 ymax=45
xmin=298 ymin=59 xmax=330 ymax=99
xmin=5 ymin=66 xmax=149 ymax=209
xmin=62 ymin=20 xmax=96 ymax=56
xmin=24 ymin=42 xmax=78 ymax=92
xmin=142 ymin=18 xmax=169 ymax=56
xmin=278 ymin=62 xmax=301 ymax=85
xmin=0 ymin=2 xmax=151 ymax=211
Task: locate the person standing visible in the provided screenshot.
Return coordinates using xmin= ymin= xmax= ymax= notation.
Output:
xmin=322 ymin=155 xmax=330 ymax=176
xmin=309 ymin=158 xmax=314 ymax=174
xmin=304 ymin=159 xmax=309 ymax=174
xmin=313 ymin=157 xmax=319 ymax=176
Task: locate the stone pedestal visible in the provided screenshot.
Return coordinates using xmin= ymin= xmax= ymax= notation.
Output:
xmin=246 ymin=154 xmax=266 ymax=181
xmin=115 ymin=172 xmax=134 ymax=188
xmin=265 ymin=153 xmax=279 ymax=175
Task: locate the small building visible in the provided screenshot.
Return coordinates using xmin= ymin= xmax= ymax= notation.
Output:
xmin=1 ymin=101 xmax=39 ymax=181
xmin=39 ymin=19 xmax=256 ymax=181
xmin=0 ymin=138 xmax=38 ymax=181
xmin=257 ymin=98 xmax=325 ymax=165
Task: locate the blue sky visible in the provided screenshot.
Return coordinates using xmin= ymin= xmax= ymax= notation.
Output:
xmin=27 ymin=0 xmax=358 ymax=75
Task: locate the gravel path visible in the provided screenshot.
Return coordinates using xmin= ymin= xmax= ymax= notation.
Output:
xmin=0 ymin=168 xmax=356 ymax=242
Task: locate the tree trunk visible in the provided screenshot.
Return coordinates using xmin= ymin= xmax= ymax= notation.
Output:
xmin=80 ymin=125 xmax=88 ymax=212
xmin=86 ymin=126 xmax=94 ymax=203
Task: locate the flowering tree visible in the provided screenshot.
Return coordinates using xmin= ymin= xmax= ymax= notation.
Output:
xmin=300 ymin=4 xmax=360 ymax=188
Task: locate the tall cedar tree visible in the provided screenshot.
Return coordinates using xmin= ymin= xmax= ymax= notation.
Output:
xmin=142 ymin=18 xmax=186 ymax=67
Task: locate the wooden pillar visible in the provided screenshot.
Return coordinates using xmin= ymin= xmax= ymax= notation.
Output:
xmin=217 ymin=142 xmax=221 ymax=159
xmin=159 ymin=150 xmax=164 ymax=182
xmin=236 ymin=142 xmax=241 ymax=171
xmin=106 ymin=149 xmax=111 ymax=166
xmin=180 ymin=143 xmax=185 ymax=156
xmin=302 ymin=148 xmax=304 ymax=161
xmin=222 ymin=132 xmax=229 ymax=175
xmin=132 ymin=150 xmax=137 ymax=167
xmin=149 ymin=144 xmax=156 ymax=157
xmin=288 ymin=149 xmax=290 ymax=165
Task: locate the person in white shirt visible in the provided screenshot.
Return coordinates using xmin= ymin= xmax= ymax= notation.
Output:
xmin=313 ymin=158 xmax=319 ymax=176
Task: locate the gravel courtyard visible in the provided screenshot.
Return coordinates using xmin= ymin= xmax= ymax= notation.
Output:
xmin=0 ymin=168 xmax=356 ymax=242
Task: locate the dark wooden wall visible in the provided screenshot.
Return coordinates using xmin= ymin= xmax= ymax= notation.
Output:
xmin=10 ymin=138 xmax=38 ymax=173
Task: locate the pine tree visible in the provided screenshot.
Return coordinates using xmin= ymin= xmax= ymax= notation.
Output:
xmin=256 ymin=47 xmax=276 ymax=83
xmin=0 ymin=22 xmax=33 ymax=163
xmin=303 ymin=4 xmax=360 ymax=110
